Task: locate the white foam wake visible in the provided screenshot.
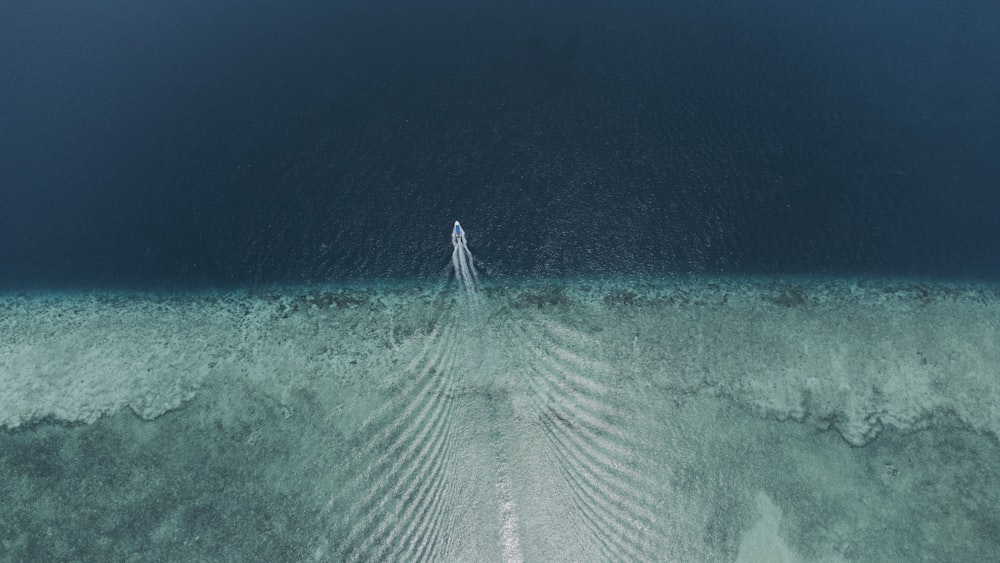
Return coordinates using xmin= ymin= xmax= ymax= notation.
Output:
xmin=451 ymin=235 xmax=479 ymax=293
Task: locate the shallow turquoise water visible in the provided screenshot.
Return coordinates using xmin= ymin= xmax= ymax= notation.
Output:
xmin=2 ymin=278 xmax=999 ymax=560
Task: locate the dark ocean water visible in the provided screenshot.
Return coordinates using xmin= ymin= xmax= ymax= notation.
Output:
xmin=2 ymin=0 xmax=999 ymax=289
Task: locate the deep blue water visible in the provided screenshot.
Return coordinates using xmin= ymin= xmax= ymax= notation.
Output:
xmin=2 ymin=0 xmax=999 ymax=289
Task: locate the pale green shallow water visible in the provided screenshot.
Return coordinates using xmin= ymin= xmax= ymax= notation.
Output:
xmin=1 ymin=278 xmax=999 ymax=561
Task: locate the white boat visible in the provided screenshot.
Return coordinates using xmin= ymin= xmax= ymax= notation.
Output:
xmin=452 ymin=221 xmax=466 ymax=245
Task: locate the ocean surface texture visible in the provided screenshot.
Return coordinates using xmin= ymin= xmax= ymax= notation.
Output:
xmin=3 ymin=281 xmax=1000 ymax=560
xmin=2 ymin=1 xmax=999 ymax=561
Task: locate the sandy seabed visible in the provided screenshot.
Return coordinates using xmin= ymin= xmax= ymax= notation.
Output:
xmin=2 ymin=278 xmax=998 ymax=561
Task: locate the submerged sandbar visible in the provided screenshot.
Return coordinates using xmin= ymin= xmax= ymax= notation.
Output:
xmin=2 ymin=277 xmax=997 ymax=446
xmin=2 ymin=277 xmax=1000 ymax=560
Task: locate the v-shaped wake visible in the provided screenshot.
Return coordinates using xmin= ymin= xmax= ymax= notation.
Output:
xmin=451 ymin=221 xmax=479 ymax=293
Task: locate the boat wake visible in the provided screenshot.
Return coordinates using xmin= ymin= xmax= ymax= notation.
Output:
xmin=451 ymin=221 xmax=479 ymax=293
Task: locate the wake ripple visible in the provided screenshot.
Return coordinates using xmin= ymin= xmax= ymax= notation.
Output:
xmin=312 ymin=304 xmax=463 ymax=561
xmin=511 ymin=313 xmax=661 ymax=559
